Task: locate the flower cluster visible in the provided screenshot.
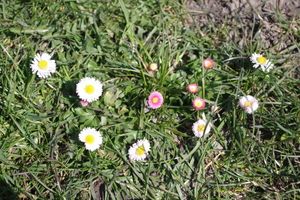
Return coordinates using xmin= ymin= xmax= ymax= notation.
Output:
xmin=29 ymin=52 xmax=267 ymax=162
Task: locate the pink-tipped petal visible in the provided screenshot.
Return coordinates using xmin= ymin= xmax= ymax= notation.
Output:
xmin=80 ymin=100 xmax=90 ymax=107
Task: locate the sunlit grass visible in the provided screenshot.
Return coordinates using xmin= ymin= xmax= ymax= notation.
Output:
xmin=0 ymin=0 xmax=299 ymax=199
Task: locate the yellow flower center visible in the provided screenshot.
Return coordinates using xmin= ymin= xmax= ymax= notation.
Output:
xmin=135 ymin=146 xmax=145 ymax=156
xmin=84 ymin=85 xmax=95 ymax=94
xmin=38 ymin=60 xmax=48 ymax=70
xmin=152 ymin=97 xmax=159 ymax=104
xmin=197 ymin=124 xmax=205 ymax=132
xmin=85 ymin=134 xmax=95 ymax=145
xmin=195 ymin=100 xmax=203 ymax=107
xmin=244 ymin=101 xmax=253 ymax=107
xmin=257 ymin=56 xmax=267 ymax=64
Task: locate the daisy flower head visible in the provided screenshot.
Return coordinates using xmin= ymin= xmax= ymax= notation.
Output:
xmin=76 ymin=77 xmax=103 ymax=103
xmin=192 ymin=118 xmax=212 ymax=138
xmin=79 ymin=127 xmax=103 ymax=151
xmin=147 ymin=91 xmax=164 ymax=109
xmin=187 ymin=83 xmax=198 ymax=93
xmin=192 ymin=97 xmax=206 ymax=110
xmin=202 ymin=58 xmax=215 ymax=70
xmin=239 ymin=95 xmax=259 ymax=114
xmin=250 ymin=53 xmax=274 ymax=72
xmin=30 ymin=52 xmax=56 ymax=78
xmin=128 ymin=139 xmax=151 ymax=161
xmin=148 ymin=63 xmax=158 ymax=72
xmin=80 ymin=100 xmax=90 ymax=107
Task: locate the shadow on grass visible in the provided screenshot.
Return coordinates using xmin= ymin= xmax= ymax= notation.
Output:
xmin=0 ymin=179 xmax=18 ymax=200
xmin=226 ymin=57 xmax=253 ymax=72
xmin=61 ymin=80 xmax=79 ymax=105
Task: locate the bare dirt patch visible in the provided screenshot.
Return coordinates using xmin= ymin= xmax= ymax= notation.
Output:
xmin=185 ymin=0 xmax=300 ymax=52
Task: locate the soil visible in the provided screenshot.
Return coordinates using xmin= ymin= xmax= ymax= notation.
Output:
xmin=185 ymin=0 xmax=300 ymax=53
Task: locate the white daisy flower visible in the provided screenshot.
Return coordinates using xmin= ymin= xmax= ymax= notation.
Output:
xmin=239 ymin=95 xmax=259 ymax=114
xmin=128 ymin=139 xmax=151 ymax=161
xmin=76 ymin=77 xmax=103 ymax=103
xmin=79 ymin=127 xmax=103 ymax=151
xmin=250 ymin=53 xmax=274 ymax=72
xmin=30 ymin=52 xmax=56 ymax=78
xmin=192 ymin=118 xmax=212 ymax=138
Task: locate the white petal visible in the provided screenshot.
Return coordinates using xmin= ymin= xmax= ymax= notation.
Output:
xmin=253 ymin=64 xmax=260 ymax=68
xmin=239 ymin=96 xmax=247 ymax=108
xmin=251 ymin=101 xmax=259 ymax=112
xmin=250 ymin=53 xmax=260 ymax=64
xmin=244 ymin=107 xmax=254 ymax=114
xmin=85 ymin=143 xmax=101 ymax=151
xmin=40 ymin=52 xmax=52 ymax=60
xmin=140 ymin=139 xmax=151 ymax=152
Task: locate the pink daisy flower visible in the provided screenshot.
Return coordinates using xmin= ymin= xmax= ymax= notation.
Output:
xmin=202 ymin=58 xmax=215 ymax=69
xmin=192 ymin=97 xmax=206 ymax=110
xmin=239 ymin=95 xmax=259 ymax=114
xmin=147 ymin=91 xmax=164 ymax=109
xmin=148 ymin=63 xmax=158 ymax=72
xmin=80 ymin=100 xmax=90 ymax=107
xmin=187 ymin=83 xmax=198 ymax=93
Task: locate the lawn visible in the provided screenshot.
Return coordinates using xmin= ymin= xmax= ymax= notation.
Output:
xmin=0 ymin=0 xmax=299 ymax=199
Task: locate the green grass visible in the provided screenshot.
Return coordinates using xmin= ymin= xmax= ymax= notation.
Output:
xmin=0 ymin=0 xmax=299 ymax=199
